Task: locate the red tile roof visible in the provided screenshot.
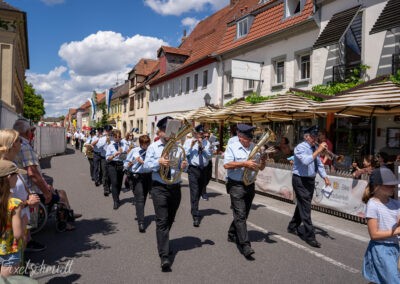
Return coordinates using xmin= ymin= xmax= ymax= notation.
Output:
xmin=217 ymin=0 xmax=314 ymax=54
xmin=149 ymin=0 xmax=314 ymax=85
xmin=134 ymin=58 xmax=158 ymax=76
xmin=79 ymin=100 xmax=91 ymax=110
xmin=157 ymin=46 xmax=191 ymax=57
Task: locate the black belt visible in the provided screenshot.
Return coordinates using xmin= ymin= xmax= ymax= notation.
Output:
xmin=293 ymin=174 xmax=315 ymax=180
xmin=109 ymin=161 xmax=123 ymax=166
xmin=189 ymin=165 xmax=205 ymax=170
xmin=227 ymin=178 xmax=245 ymax=186
xmin=152 ymin=181 xmax=180 ymax=189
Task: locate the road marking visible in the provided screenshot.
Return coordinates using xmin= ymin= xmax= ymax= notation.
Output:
xmin=248 ymin=221 xmax=360 ymax=274
xmin=198 ymin=177 xmax=369 ymax=243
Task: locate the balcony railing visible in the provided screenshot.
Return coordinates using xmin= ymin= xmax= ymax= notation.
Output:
xmin=392 ymin=53 xmax=400 ymax=75
xmin=332 ymin=63 xmax=362 ymax=83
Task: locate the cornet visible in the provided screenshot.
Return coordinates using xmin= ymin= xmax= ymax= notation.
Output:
xmin=316 ymin=143 xmax=344 ymax=163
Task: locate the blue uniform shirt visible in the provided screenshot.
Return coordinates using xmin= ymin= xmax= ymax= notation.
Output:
xmin=143 ymin=139 xmax=182 ymax=184
xmin=92 ymin=136 xmax=100 ymax=153
xmin=105 ymin=142 xmax=128 ymax=162
xmin=183 ymin=138 xmax=212 ymax=167
xmin=124 ymin=146 xmax=150 ymax=173
xmin=96 ymin=135 xmax=109 ymax=157
xmin=227 ymin=136 xmax=239 ymax=145
xmin=292 ymin=141 xmax=327 ymax=178
xmin=224 ymin=140 xmax=255 ymax=181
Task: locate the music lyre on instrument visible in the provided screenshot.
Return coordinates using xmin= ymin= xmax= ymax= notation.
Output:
xmin=243 ymin=128 xmax=276 ymax=186
xmin=160 ymin=119 xmax=194 ymax=184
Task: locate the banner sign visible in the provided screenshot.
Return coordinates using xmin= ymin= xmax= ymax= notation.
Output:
xmin=213 ymin=157 xmax=368 ymax=217
xmin=231 ymin=59 xmax=262 ymax=81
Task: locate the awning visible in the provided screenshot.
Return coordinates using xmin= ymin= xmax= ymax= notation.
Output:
xmin=318 ymin=80 xmax=400 ymax=116
xmin=313 ymin=5 xmax=361 ymax=49
xmin=370 ymin=0 xmax=400 ymax=35
xmin=175 ymin=105 xmax=221 ymax=121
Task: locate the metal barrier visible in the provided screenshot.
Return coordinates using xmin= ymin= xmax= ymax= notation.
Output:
xmin=33 ymin=126 xmax=66 ymax=158
xmin=0 ymin=101 xmax=23 ymax=129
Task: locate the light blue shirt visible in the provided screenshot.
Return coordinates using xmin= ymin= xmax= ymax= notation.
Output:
xmin=183 ymin=138 xmax=212 ymax=167
xmin=124 ymin=146 xmax=150 ymax=173
xmin=224 ymin=140 xmax=255 ymax=181
xmin=292 ymin=141 xmax=327 ymax=178
xmin=96 ymin=135 xmax=109 ymax=156
xmin=105 ymin=142 xmax=128 ymax=162
xmin=227 ymin=136 xmax=239 ymax=145
xmin=121 ymin=139 xmax=136 ymax=149
xmin=92 ymin=136 xmax=100 ymax=153
xmin=143 ymin=139 xmax=182 ymax=184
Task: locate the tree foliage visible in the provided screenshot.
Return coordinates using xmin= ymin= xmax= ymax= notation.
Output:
xmin=23 ymin=81 xmax=45 ymax=122
xmin=95 ymin=102 xmax=109 ymax=128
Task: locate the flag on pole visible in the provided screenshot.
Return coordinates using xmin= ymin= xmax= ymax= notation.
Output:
xmin=105 ymin=88 xmax=113 ymax=113
xmin=88 ymin=98 xmax=96 ymax=120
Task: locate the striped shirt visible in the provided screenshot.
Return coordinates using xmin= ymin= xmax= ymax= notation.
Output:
xmin=365 ymin=198 xmax=400 ymax=243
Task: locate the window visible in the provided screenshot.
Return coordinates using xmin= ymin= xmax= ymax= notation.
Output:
xmin=140 ymin=119 xmax=143 ymax=134
xmin=237 ymin=18 xmax=249 ymax=38
xmin=246 ymin=80 xmax=255 ymax=90
xmin=300 ymin=54 xmax=310 ymax=80
xmin=129 ymin=97 xmax=135 ymax=111
xmin=185 ymin=77 xmax=190 ymax=93
xmin=180 ymin=78 xmax=184 ymax=94
xmin=225 ymin=73 xmax=233 ymax=93
xmin=141 ymin=93 xmax=144 ymax=108
xmin=202 ymin=70 xmax=208 ymax=88
xmin=194 ymin=74 xmax=198 ymax=91
xmin=285 ymin=0 xmax=306 ymax=18
xmin=123 ymin=100 xmax=127 ymax=113
xmin=275 ymin=61 xmax=285 ymax=84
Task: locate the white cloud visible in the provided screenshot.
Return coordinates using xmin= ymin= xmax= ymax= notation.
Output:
xmin=27 ymin=31 xmax=167 ymax=117
xmin=41 ymin=0 xmax=65 ymax=5
xmin=144 ymin=0 xmax=229 ymax=16
xmin=181 ymin=17 xmax=200 ymax=33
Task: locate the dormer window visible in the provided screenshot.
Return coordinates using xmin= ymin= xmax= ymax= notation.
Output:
xmin=237 ymin=17 xmax=253 ymax=39
xmin=258 ymin=0 xmax=270 ymax=4
xmin=285 ymin=0 xmax=306 ymax=18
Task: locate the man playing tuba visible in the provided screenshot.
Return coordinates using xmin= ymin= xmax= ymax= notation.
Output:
xmin=143 ymin=116 xmax=188 ymax=272
xmin=223 ymin=124 xmax=267 ymax=259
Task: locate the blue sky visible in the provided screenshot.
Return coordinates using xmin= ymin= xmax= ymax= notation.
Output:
xmin=5 ymin=0 xmax=229 ymax=116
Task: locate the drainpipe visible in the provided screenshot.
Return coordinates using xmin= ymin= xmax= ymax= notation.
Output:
xmin=214 ymin=54 xmax=225 ymax=152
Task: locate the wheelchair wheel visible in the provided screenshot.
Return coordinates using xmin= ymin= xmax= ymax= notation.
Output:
xmin=313 ymin=187 xmax=323 ymax=204
xmin=30 ymin=202 xmax=48 ymax=235
xmin=56 ymin=221 xmax=67 ymax=232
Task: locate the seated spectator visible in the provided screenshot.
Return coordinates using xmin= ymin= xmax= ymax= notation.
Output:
xmin=318 ymin=129 xmax=333 ymax=167
xmin=273 ymin=137 xmax=292 ymax=163
xmin=13 ymin=119 xmax=81 ymax=232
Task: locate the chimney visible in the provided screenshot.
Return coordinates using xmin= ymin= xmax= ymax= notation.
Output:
xmin=181 ymin=29 xmax=187 ymax=43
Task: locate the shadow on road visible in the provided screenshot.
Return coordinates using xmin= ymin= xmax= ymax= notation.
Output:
xmin=251 ymin=204 xmax=266 ymax=210
xmin=199 ymin=208 xmax=227 ymax=217
xmin=294 ymin=225 xmax=336 ymax=240
xmin=205 ymin=192 xmax=222 ymax=199
xmin=170 ymin=236 xmax=215 ymax=256
xmin=248 ymin=230 xmax=277 ymax=244
xmin=45 ymin=273 xmax=81 ymax=284
xmin=27 ymin=218 xmax=118 ymax=266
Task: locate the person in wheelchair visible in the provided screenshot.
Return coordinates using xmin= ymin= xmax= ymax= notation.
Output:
xmin=13 ymin=119 xmax=82 ymax=231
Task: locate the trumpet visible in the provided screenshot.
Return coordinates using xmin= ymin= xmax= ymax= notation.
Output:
xmin=316 ymin=143 xmax=344 ymax=163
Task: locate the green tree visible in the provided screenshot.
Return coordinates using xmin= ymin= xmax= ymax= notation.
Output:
xmin=96 ymin=102 xmax=109 ymax=127
xmin=23 ymin=81 xmax=45 ymax=122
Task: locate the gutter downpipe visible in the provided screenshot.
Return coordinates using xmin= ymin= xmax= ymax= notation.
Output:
xmin=214 ymin=54 xmax=225 ymax=152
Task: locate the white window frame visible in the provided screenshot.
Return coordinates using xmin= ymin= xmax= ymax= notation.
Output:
xmin=275 ymin=60 xmax=285 ymax=84
xmin=299 ymin=54 xmax=310 ymax=80
xmin=237 ymin=18 xmax=249 ymax=39
xmin=224 ymin=73 xmax=233 ymax=94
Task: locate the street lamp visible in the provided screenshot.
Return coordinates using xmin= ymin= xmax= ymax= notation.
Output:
xmin=203 ymin=93 xmax=211 ymax=106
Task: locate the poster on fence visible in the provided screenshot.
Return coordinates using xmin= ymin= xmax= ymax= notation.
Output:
xmin=213 ymin=157 xmax=368 ymax=218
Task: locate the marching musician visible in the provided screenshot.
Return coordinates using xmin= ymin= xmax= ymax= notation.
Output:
xmin=124 ymin=135 xmax=152 ymax=232
xmin=91 ymin=127 xmax=103 ymax=187
xmin=143 ymin=116 xmax=188 ymax=272
xmin=106 ymin=129 xmax=128 ymax=210
xmin=287 ymin=125 xmax=330 ymax=248
xmin=84 ymin=129 xmax=96 ymax=182
xmin=183 ymin=124 xmax=212 ymax=227
xmin=223 ymin=124 xmax=267 ymax=259
xmin=94 ymin=125 xmax=113 ymax=196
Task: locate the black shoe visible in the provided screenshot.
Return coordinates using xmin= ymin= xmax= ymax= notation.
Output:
xmin=113 ymin=201 xmax=119 ymax=210
xmin=242 ymin=245 xmax=255 ymax=258
xmin=193 ymin=218 xmax=200 ymax=227
xmin=138 ymin=223 xmax=145 ymax=233
xmin=104 ymin=191 xmax=109 ymax=197
xmin=227 ymin=234 xmax=237 ymax=243
xmin=25 ymin=240 xmax=46 ymax=252
xmin=287 ymin=227 xmax=298 ymax=235
xmin=95 ymin=182 xmax=100 ymax=187
xmin=306 ymin=239 xmax=321 ymax=248
xmin=161 ymin=257 xmax=171 ymax=272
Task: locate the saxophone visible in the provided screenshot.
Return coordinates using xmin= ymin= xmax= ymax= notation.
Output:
xmin=243 ymin=129 xmax=276 ymax=186
xmin=160 ymin=119 xmax=194 ymax=184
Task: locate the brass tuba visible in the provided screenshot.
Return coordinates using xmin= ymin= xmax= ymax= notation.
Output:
xmin=160 ymin=119 xmax=194 ymax=184
xmin=243 ymin=128 xmax=277 ymax=186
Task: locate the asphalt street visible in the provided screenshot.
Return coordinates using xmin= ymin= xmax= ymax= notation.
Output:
xmin=26 ymin=146 xmax=369 ymax=284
